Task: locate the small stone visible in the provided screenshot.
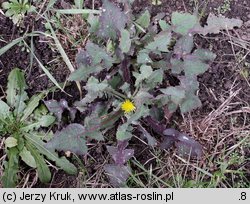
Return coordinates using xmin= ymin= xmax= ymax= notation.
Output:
xmin=244 ymin=20 xmax=250 ymax=27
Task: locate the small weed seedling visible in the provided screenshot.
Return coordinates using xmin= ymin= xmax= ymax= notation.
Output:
xmin=0 ymin=68 xmax=76 ymax=187
xmin=1 ymin=0 xmax=35 ymax=25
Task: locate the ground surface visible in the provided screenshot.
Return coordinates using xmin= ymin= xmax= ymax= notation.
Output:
xmin=0 ymin=0 xmax=249 ymax=187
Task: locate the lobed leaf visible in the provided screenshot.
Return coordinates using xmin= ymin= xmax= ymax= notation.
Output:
xmin=171 ymin=12 xmax=198 ymax=35
xmin=145 ymin=31 xmax=172 ymax=52
xmin=163 ymin=128 xmax=203 ymax=158
xmin=106 ymin=140 xmax=134 ymax=165
xmin=137 ymin=49 xmax=152 ymax=64
xmin=46 ymin=124 xmax=87 ymax=155
xmin=160 ymin=86 xmax=185 ymax=105
xmin=198 ymin=14 xmax=243 ymax=35
xmin=97 ymin=0 xmax=128 ymax=40
xmin=104 ymin=164 xmax=130 ymax=187
xmin=174 ymin=35 xmax=194 ymax=56
xmin=136 ymin=10 xmax=151 ymax=29
xmin=138 ymin=124 xmax=157 ymax=147
xmin=74 ymin=77 xmax=109 ymax=112
xmin=44 ymin=99 xmax=77 ymax=122
xmin=133 ymin=65 xmax=153 ymax=87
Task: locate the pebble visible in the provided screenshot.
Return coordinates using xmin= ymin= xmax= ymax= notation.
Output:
xmin=245 ymin=20 xmax=250 ymax=27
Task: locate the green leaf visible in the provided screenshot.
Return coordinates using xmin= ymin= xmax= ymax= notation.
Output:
xmin=192 ymin=49 xmax=216 ymax=62
xmin=137 ymin=49 xmax=152 ymax=64
xmin=178 ymin=76 xmax=201 ymax=113
xmin=2 ymin=2 xmax=10 ymax=9
xmin=127 ymin=105 xmax=150 ymax=123
xmin=74 ymin=77 xmax=109 ymax=112
xmin=136 ymin=10 xmax=150 ymax=29
xmin=199 ymin=14 xmax=243 ymax=35
xmin=171 ymin=12 xmax=198 ymax=35
xmin=145 ymin=31 xmax=171 ymax=52
xmin=25 ymin=133 xmax=77 ymax=175
xmin=159 ymin=20 xmax=171 ymax=31
xmin=170 ymin=58 xmax=184 ymax=74
xmin=180 ymin=94 xmax=201 ymax=113
xmin=119 ymin=29 xmax=131 ymax=53
xmin=138 ymin=124 xmax=157 ymax=147
xmin=84 ymin=41 xmax=114 ymax=68
xmin=0 ymin=37 xmax=23 ymax=56
xmin=0 ymin=100 xmax=10 ymax=119
xmin=21 ymin=115 xmax=55 ymax=132
xmin=71 ymin=41 xmax=114 ymax=82
xmin=2 ymin=147 xmax=19 ymax=187
xmin=184 ymin=59 xmax=209 ymax=76
xmin=116 ymin=123 xmax=133 ymax=140
xmin=55 ymin=9 xmax=100 ymax=15
xmin=97 ymin=0 xmax=128 ymax=40
xmin=5 ymin=137 xmax=18 ymax=148
xmin=6 ymin=68 xmax=28 ymax=116
xmin=160 ymin=86 xmax=185 ymax=104
xmin=174 ymin=35 xmax=194 ymax=55
xmin=19 ymin=147 xmax=37 ymax=168
xmin=87 ymin=14 xmax=100 ymax=33
xmin=26 ymin=141 xmax=51 ymax=183
xmin=45 ymin=124 xmax=87 ymax=155
xmin=133 ymin=65 xmax=153 ymax=86
xmin=68 ymin=65 xmax=103 ymax=81
xmin=146 ymin=69 xmax=164 ymax=89
xmin=21 ymin=93 xmax=45 ymax=122
xmin=74 ymin=0 xmax=84 ymax=9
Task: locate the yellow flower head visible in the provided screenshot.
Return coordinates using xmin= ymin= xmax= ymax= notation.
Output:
xmin=121 ymin=99 xmax=136 ymax=113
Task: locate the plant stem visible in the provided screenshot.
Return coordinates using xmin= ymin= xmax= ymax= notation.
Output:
xmin=105 ymin=87 xmax=127 ymax=100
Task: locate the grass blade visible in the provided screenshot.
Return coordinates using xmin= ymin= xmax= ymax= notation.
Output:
xmin=0 ymin=37 xmax=23 ymax=56
xmin=45 ymin=19 xmax=82 ymax=98
xmin=23 ymin=41 xmax=66 ymax=94
xmin=55 ymin=9 xmax=101 ymax=15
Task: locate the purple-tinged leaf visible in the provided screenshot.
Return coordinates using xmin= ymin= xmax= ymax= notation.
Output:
xmin=44 ymin=99 xmax=77 ymax=122
xmin=138 ymin=124 xmax=157 ymax=147
xmin=174 ymin=35 xmax=194 ymax=56
xmin=180 ymin=94 xmax=201 ymax=113
xmin=198 ymin=14 xmax=243 ymax=35
xmin=104 ymin=164 xmax=130 ymax=187
xmin=160 ymin=137 xmax=175 ymax=150
xmin=171 ymin=12 xmax=198 ymax=35
xmin=192 ymin=49 xmax=216 ymax=62
xmin=107 ymin=140 xmax=134 ymax=165
xmin=44 ymin=100 xmax=63 ymax=122
xmin=163 ymin=128 xmax=203 ymax=158
xmin=120 ymin=56 xmax=131 ymax=84
xmin=144 ymin=116 xmax=166 ymax=136
xmin=170 ymin=58 xmax=184 ymax=74
xmin=46 ymin=124 xmax=87 ymax=155
xmin=97 ymin=0 xmax=128 ymax=40
xmin=163 ymin=128 xmax=180 ymax=137
xmin=59 ymin=99 xmax=77 ymax=121
xmin=176 ymin=140 xmax=202 ymax=158
xmin=145 ymin=31 xmax=172 ymax=52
